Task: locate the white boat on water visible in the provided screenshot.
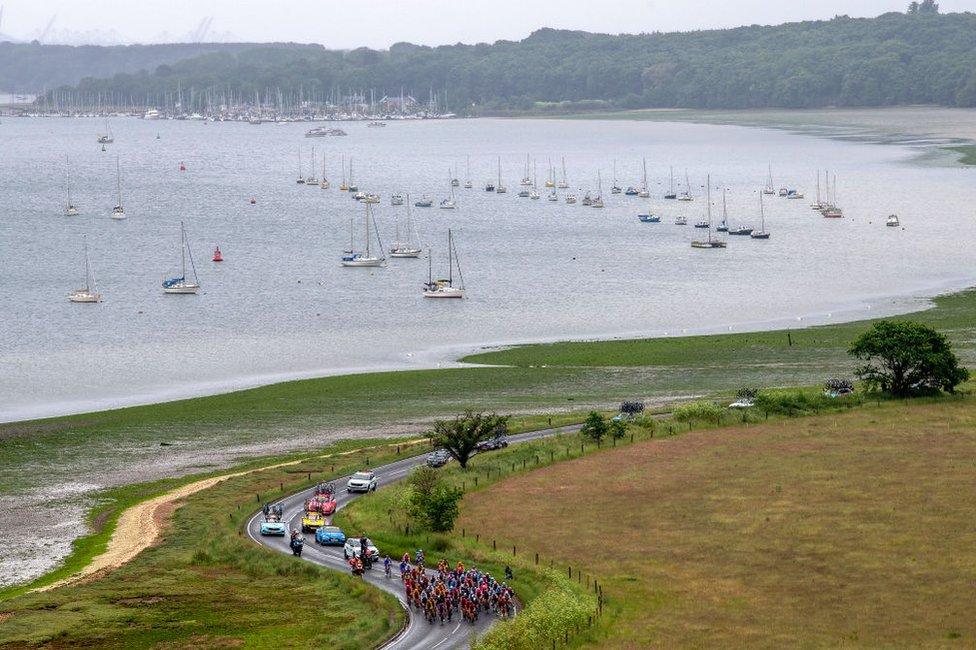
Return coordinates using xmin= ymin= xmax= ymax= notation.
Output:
xmin=390 ymin=195 xmax=422 ymax=258
xmin=64 ymin=155 xmax=79 ymax=216
xmin=520 ymin=154 xmax=532 ymax=186
xmin=557 ymin=157 xmax=570 ymax=189
xmin=664 ymin=166 xmax=677 ymax=200
xmin=565 ymin=194 xmax=578 ymax=204
xmin=610 ymin=160 xmax=622 ymax=194
xmin=678 ymin=169 xmax=693 ymax=201
xmin=391 ymin=193 xmax=405 ymax=206
xmin=691 ymin=176 xmax=727 ymax=249
xmin=320 ymin=152 xmax=330 ymax=189
xmin=69 ymin=236 xmax=102 ymax=303
xmin=339 ymin=154 xmax=348 ymax=191
xmin=464 ymin=156 xmax=473 ymax=188
xmin=763 ymin=164 xmax=776 ymax=195
xmin=342 ymin=203 xmax=386 ymax=267
xmin=162 ymin=221 xmax=201 ymax=293
xmin=305 ymin=145 xmax=318 ymax=185
xmin=674 ymin=215 xmax=687 ymax=225
xmin=886 ymin=214 xmax=900 ymax=227
xmin=495 ymin=157 xmax=507 ymax=194
xmin=296 ymin=148 xmax=305 ymax=184
xmin=751 ymin=192 xmax=771 ymax=239
xmin=423 ymin=229 xmax=465 ymax=299
xmin=529 ymin=163 xmax=540 ymax=199
xmin=440 ymin=170 xmax=457 ymax=209
xmin=637 ymin=158 xmax=650 ymax=198
xmin=591 ymin=171 xmax=604 ymax=208
xmin=111 ymin=155 xmax=126 ymax=220
xmin=97 ymin=119 xmax=113 ymax=144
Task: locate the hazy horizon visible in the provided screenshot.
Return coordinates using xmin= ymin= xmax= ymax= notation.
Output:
xmin=1 ymin=0 xmax=974 ymax=49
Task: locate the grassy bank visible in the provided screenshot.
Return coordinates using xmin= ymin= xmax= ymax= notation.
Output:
xmin=0 ymin=438 xmax=423 ymax=647
xmin=458 ymin=396 xmax=976 ymax=647
xmin=463 ymin=288 xmax=976 ymax=369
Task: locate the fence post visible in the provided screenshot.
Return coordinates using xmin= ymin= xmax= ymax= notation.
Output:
xmin=307 ymin=472 xmax=311 ymax=481
xmin=493 ymin=539 xmax=496 ymax=550
xmin=535 ymin=552 xmax=539 ymax=565
xmin=256 ymin=493 xmax=260 ymax=502
xmin=396 ymin=445 xmax=400 ymax=455
xmin=513 ymin=545 xmax=516 ymax=556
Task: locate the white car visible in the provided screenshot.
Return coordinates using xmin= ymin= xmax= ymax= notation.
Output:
xmin=729 ymin=398 xmax=755 ymax=409
xmin=346 ymin=471 xmax=378 ymax=493
xmin=343 ymin=537 xmax=380 ymax=560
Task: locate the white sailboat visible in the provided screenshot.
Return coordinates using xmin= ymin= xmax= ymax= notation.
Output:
xmin=423 ymin=229 xmax=465 ymax=299
xmin=751 ymin=192 xmax=771 ymax=239
xmin=557 ymin=157 xmax=570 ymax=189
xmin=342 ymin=202 xmax=386 ymax=267
xmin=520 ymin=154 xmax=532 ymax=186
xmin=111 ymin=155 xmax=126 ymax=220
xmin=339 ymin=153 xmax=348 ymax=191
xmin=664 ymin=166 xmax=677 ymax=199
xmin=691 ymin=176 xmax=726 ymax=249
xmin=296 ymin=148 xmax=305 ymax=184
xmin=763 ymin=164 xmax=775 ymax=195
xmin=591 ymin=171 xmax=604 ymax=208
xmin=69 ymin=236 xmax=102 ymax=303
xmin=716 ymin=189 xmax=730 ymax=232
xmin=529 ymin=162 xmax=540 ymax=200
xmin=440 ymin=168 xmax=457 ymax=209
xmin=347 ymin=158 xmax=358 ymax=192
xmin=162 ymin=221 xmax=201 ymax=293
xmin=64 ymin=154 xmax=79 ymax=216
xmin=610 ymin=160 xmax=622 ymax=194
xmin=391 ymin=195 xmax=422 ymax=258
xmin=495 ymin=157 xmax=507 ymax=194
xmin=96 ymin=119 xmax=113 ymax=144
xmin=464 ymin=156 xmax=473 ymax=188
xmin=545 ymin=158 xmax=556 ymax=188
xmin=637 ymin=158 xmax=650 ymax=198
xmin=319 ymin=151 xmax=330 ymax=189
xmin=305 ymin=145 xmax=318 ymax=185
xmin=678 ymin=169 xmax=693 ymax=201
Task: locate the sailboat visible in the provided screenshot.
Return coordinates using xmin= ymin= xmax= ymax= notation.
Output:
xmin=64 ymin=155 xmax=79 ymax=216
xmin=347 ymin=158 xmax=358 ymax=192
xmin=821 ymin=173 xmax=844 ymax=218
xmin=520 ymin=154 xmax=532 ymax=186
xmin=751 ymin=193 xmax=771 ymax=239
xmin=591 ymin=171 xmax=604 ymax=208
xmin=763 ymin=164 xmax=776 ymax=195
xmin=529 ymin=163 xmax=540 ymax=200
xmin=664 ymin=166 xmax=677 ymax=200
xmin=296 ymin=148 xmax=305 ymax=184
xmin=811 ymin=170 xmax=823 ymax=210
xmin=691 ymin=176 xmax=726 ymax=249
xmin=557 ymin=158 xmax=570 ymax=189
xmin=495 ymin=157 xmax=507 ymax=194
xmin=678 ymin=169 xmax=693 ymax=201
xmin=610 ymin=160 xmax=622 ymax=194
xmin=440 ymin=169 xmax=457 ymax=209
xmin=464 ymin=156 xmax=473 ymax=188
xmin=320 ymin=152 xmax=330 ymax=188
xmin=342 ymin=202 xmax=386 ymax=267
xmin=545 ymin=158 xmax=556 ymax=188
xmin=423 ymin=229 xmax=464 ymax=299
xmin=69 ymin=236 xmax=102 ymax=303
xmin=305 ymin=145 xmax=318 ymax=185
xmin=97 ymin=119 xmax=113 ymax=144
xmin=111 ymin=156 xmax=126 ymax=220
xmin=637 ymin=158 xmax=650 ymax=198
xmin=716 ymin=189 xmax=730 ymax=232
xmin=162 ymin=221 xmax=201 ymax=293
xmin=391 ymin=195 xmax=422 ymax=257
xmin=339 ymin=154 xmax=349 ymax=191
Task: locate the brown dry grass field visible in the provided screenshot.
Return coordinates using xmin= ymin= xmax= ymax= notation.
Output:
xmin=459 ymin=399 xmax=976 ymax=648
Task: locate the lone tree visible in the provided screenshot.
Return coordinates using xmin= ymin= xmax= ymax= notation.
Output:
xmin=907 ymin=0 xmax=939 ymax=14
xmin=580 ymin=411 xmax=608 ymax=444
xmin=429 ymin=410 xmax=509 ymax=469
xmin=407 ymin=466 xmax=463 ymax=533
xmin=848 ymin=320 xmax=968 ymax=396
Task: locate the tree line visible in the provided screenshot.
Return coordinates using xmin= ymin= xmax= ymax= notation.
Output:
xmin=15 ymin=7 xmax=976 ymax=112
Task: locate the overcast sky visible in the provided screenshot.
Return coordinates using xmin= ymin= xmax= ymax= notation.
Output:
xmin=2 ymin=0 xmax=975 ymax=48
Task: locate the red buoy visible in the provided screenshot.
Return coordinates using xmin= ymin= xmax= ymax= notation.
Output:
xmin=179 ymin=162 xmax=186 ymax=172
xmin=212 ymin=246 xmax=223 ymax=262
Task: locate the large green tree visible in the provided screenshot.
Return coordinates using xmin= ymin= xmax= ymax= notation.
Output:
xmin=406 ymin=466 xmax=463 ymax=533
xmin=428 ymin=410 xmax=509 ymax=469
xmin=848 ymin=320 xmax=968 ymax=396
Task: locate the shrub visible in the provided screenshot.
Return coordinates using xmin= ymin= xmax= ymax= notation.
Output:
xmin=736 ymin=387 xmax=759 ymax=399
xmin=620 ymin=401 xmax=645 ymax=416
xmin=672 ymin=401 xmax=724 ymax=424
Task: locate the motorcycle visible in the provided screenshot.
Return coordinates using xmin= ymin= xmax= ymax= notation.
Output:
xmin=290 ymin=533 xmax=304 ymax=557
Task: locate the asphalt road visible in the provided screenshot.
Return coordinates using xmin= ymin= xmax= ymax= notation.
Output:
xmin=246 ymin=423 xmax=582 ymax=649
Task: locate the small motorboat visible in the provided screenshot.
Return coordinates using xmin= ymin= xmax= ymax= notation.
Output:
xmin=674 ymin=216 xmax=687 ymax=225
xmin=414 ymin=195 xmax=433 ymax=208
xmin=624 ymin=187 xmax=639 ymax=196
xmin=694 ymin=220 xmax=709 ymax=229
xmin=728 ymin=226 xmax=753 ymax=236
xmin=250 ymin=197 xmax=257 ymax=204
xmin=886 ymin=214 xmax=900 ymax=227
xmin=637 ymin=214 xmax=660 ymax=223
xmin=213 ymin=246 xmax=223 ymax=262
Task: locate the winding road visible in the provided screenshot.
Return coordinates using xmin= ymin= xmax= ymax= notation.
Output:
xmin=246 ymin=424 xmax=581 ymax=649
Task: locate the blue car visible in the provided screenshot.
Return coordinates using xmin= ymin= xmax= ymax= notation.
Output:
xmin=260 ymin=521 xmax=287 ymax=536
xmin=315 ymin=525 xmax=346 ymax=546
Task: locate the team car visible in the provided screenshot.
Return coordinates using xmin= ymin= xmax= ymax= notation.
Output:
xmin=315 ymin=525 xmax=347 ymax=546
xmin=306 ymin=493 xmax=337 ymax=516
xmin=259 ymin=503 xmax=287 ymax=536
xmin=475 ymin=435 xmax=509 ymax=452
xmin=346 ymin=471 xmax=378 ymax=493
xmin=343 ymin=537 xmax=380 ymax=560
xmin=301 ymin=509 xmax=326 ymax=532
xmin=426 ymin=449 xmax=451 ymax=468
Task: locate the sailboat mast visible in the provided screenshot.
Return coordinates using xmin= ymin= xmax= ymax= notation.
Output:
xmin=364 ymin=204 xmax=370 ymax=256
xmin=180 ymin=221 xmax=187 ymax=278
xmin=116 ymin=155 xmax=122 ymax=207
xmin=706 ymin=176 xmax=713 ymax=243
xmin=669 ymin=166 xmax=674 ymax=193
xmin=760 ymin=192 xmax=765 ymax=231
xmin=83 ymin=236 xmax=91 ymax=291
xmin=448 ymin=230 xmax=453 ymax=286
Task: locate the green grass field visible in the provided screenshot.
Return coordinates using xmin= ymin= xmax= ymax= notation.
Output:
xmin=460 ymin=397 xmax=976 ymax=647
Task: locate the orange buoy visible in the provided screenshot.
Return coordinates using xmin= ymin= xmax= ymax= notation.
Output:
xmin=213 ymin=246 xmax=223 ymax=262
xmin=179 ymin=162 xmax=186 ymax=172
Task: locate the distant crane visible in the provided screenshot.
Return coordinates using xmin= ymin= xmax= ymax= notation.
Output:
xmin=190 ymin=16 xmax=213 ymax=42
xmin=37 ymin=14 xmax=56 ymax=42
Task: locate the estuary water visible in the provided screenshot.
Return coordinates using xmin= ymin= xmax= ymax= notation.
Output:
xmin=1 ymin=115 xmax=974 ymax=421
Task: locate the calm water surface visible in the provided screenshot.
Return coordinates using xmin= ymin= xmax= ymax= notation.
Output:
xmin=1 ymin=116 xmax=974 ymax=421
